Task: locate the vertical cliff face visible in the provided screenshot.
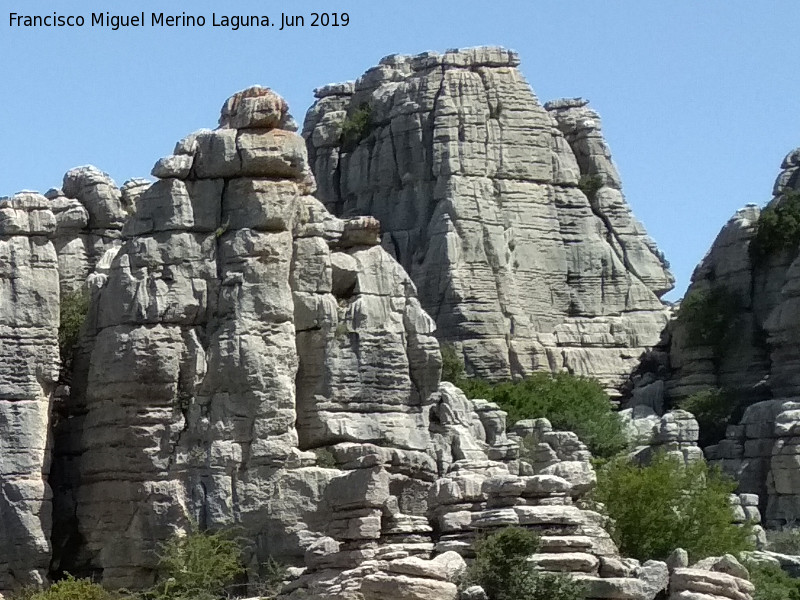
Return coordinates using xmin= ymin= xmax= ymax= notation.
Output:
xmin=303 ymin=47 xmax=673 ymax=397
xmin=0 ymin=193 xmax=60 ymax=588
xmin=43 ymin=87 xmax=442 ymax=587
xmin=657 ymin=148 xmax=800 ymax=526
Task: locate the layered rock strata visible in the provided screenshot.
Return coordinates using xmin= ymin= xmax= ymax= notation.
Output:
xmin=286 ymin=383 xmax=672 ymax=600
xmin=666 ymin=554 xmax=755 ymax=600
xmin=45 ymin=167 xmax=128 ymax=296
xmin=0 ymin=193 xmax=60 ymax=588
xmin=645 ymin=148 xmax=800 ymax=526
xmin=303 ymin=47 xmax=673 ymax=397
xmin=49 ymin=86 xmax=442 ymax=587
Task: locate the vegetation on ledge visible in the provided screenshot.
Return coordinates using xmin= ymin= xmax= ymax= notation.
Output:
xmin=58 ymin=289 xmax=89 ymax=362
xmin=340 ymin=103 xmax=373 ymax=151
xmin=457 ymin=370 xmax=628 ymax=459
xmin=750 ymin=189 xmax=800 ymax=262
xmin=462 ymin=526 xmax=585 ymax=600
xmin=678 ymin=387 xmax=745 ymax=447
xmin=676 ymin=287 xmax=741 ymax=352
xmin=593 ymin=453 xmax=753 ymax=562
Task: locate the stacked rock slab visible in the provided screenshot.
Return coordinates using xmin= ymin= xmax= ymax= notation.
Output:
xmin=426 ymin=447 xmax=671 ymax=599
xmin=282 ymin=382 xmax=670 ymax=600
xmin=666 ymin=554 xmax=755 ymax=600
xmin=626 ymin=409 xmax=705 ymax=465
xmin=0 ymin=194 xmax=60 ymax=589
xmin=52 ymin=86 xmax=442 ymax=587
xmin=303 ymin=47 xmax=673 ymax=397
xmin=46 ymin=166 xmax=128 ymax=295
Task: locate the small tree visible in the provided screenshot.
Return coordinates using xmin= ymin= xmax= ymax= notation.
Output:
xmin=677 ymin=287 xmax=741 ymax=352
xmin=463 ymin=527 xmax=584 ymax=600
xmin=340 ymin=103 xmax=373 ymax=151
xmin=440 ymin=343 xmax=465 ymax=384
xmin=594 ymin=453 xmax=753 ymax=562
xmin=59 ymin=289 xmax=89 ymax=362
xmin=150 ymin=528 xmax=244 ymax=600
xmin=678 ymin=388 xmax=739 ymax=447
xmin=751 ymin=190 xmax=800 ymax=262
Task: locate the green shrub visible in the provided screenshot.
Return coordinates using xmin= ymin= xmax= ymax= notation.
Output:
xmin=459 ymin=372 xmax=627 ymax=459
xmin=463 ymin=527 xmax=584 ymax=600
xmin=15 ymin=575 xmax=116 ymax=600
xmin=250 ymin=556 xmax=286 ymax=600
xmin=150 ymin=528 xmax=244 ymax=600
xmin=747 ymin=561 xmax=800 ymax=600
xmin=313 ymin=447 xmax=338 ymax=469
xmin=766 ymin=527 xmax=800 ymax=555
xmin=678 ymin=388 xmax=738 ymax=447
xmin=340 ymin=103 xmax=373 ymax=151
xmin=593 ymin=453 xmax=753 ymax=562
xmin=440 ymin=343 xmax=465 ymax=383
xmin=751 ymin=190 xmax=800 ymax=262
xmin=578 ymin=174 xmax=603 ymax=201
xmin=677 ymin=287 xmax=741 ymax=351
xmin=59 ymin=289 xmax=89 ymax=360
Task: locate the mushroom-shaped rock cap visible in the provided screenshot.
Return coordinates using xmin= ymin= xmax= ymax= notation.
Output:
xmin=219 ymin=86 xmax=289 ymax=130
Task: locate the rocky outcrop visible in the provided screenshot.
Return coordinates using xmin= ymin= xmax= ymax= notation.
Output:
xmin=0 ymin=193 xmax=60 ymax=588
xmin=638 ymin=148 xmax=800 ymax=527
xmin=46 ymin=86 xmax=441 ymax=588
xmin=626 ymin=409 xmax=704 ymax=465
xmin=667 ymin=554 xmax=754 ymax=600
xmin=0 ymin=62 xmax=775 ymax=599
xmin=46 ymin=166 xmax=128 ymax=296
xmin=303 ymin=47 xmax=673 ymax=397
xmin=284 ymin=382 xmax=674 ymax=600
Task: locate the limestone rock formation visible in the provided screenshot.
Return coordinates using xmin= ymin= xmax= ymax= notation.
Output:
xmin=667 ymin=556 xmax=755 ymax=600
xmin=639 ymin=147 xmax=800 ymax=527
xmin=0 ymin=63 xmax=773 ymax=600
xmin=0 ymin=193 xmax=60 ymax=588
xmin=303 ymin=47 xmax=673 ymax=397
xmin=46 ymin=166 xmax=128 ymax=295
xmin=46 ymin=86 xmax=441 ymax=588
xmin=626 ymin=409 xmax=704 ymax=465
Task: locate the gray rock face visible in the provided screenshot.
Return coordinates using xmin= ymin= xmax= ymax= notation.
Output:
xmin=48 ymin=166 xmax=128 ymax=295
xmin=0 ymin=193 xmax=60 ymax=589
xmin=628 ymin=409 xmax=705 ymax=465
xmin=645 ymin=148 xmax=800 ymax=526
xmin=49 ymin=87 xmax=441 ymax=587
xmin=303 ymin=47 xmax=673 ymax=397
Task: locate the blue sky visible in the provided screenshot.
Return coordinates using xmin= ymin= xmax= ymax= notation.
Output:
xmin=3 ymin=0 xmax=799 ymax=299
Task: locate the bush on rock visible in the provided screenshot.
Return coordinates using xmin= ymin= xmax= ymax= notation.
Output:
xmin=459 ymin=372 xmax=627 ymax=459
xmin=149 ymin=528 xmax=245 ymax=600
xmin=463 ymin=526 xmax=585 ymax=600
xmin=594 ymin=453 xmax=753 ymax=562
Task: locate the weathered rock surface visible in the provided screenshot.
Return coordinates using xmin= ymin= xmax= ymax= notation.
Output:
xmin=0 ymin=193 xmax=60 ymax=589
xmin=304 ymin=47 xmax=673 ymax=397
xmin=0 ymin=56 xmax=771 ymax=600
xmin=45 ymin=86 xmax=441 ymax=589
xmin=627 ymin=409 xmax=705 ymax=465
xmin=634 ymin=148 xmax=800 ymax=527
xmin=48 ymin=166 xmax=128 ymax=295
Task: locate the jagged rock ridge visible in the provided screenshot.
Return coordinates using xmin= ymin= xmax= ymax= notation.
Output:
xmin=303 ymin=47 xmax=674 ymax=397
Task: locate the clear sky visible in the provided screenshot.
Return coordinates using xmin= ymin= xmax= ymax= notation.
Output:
xmin=3 ymin=0 xmax=799 ymax=300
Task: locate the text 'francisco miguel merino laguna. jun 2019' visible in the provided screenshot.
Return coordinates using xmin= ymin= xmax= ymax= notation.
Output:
xmin=8 ymin=11 xmax=350 ymax=31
